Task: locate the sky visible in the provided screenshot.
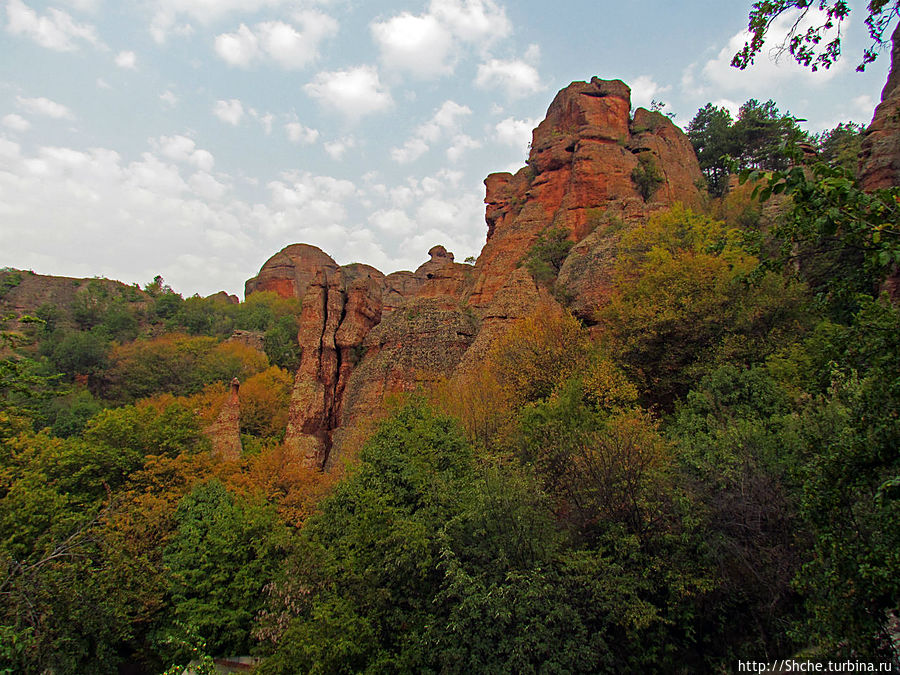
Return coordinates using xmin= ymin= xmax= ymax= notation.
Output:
xmin=0 ymin=0 xmax=893 ymax=298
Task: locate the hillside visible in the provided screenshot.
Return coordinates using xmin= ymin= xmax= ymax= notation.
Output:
xmin=2 ymin=54 xmax=900 ymax=672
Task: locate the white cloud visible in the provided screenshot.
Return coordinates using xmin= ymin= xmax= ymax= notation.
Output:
xmin=369 ymin=207 xmax=416 ymax=235
xmin=148 ymin=0 xmax=294 ymax=43
xmin=214 ymin=24 xmax=259 ymax=67
xmin=16 ymin=96 xmax=73 ymax=119
xmin=391 ymin=100 xmax=472 ymax=163
xmin=493 ymin=116 xmax=536 ymax=157
xmin=446 ymin=133 xmax=480 ymax=162
xmin=629 ymin=75 xmax=670 ymax=109
xmin=2 ymin=114 xmax=31 ymax=132
xmin=475 ymin=58 xmax=543 ymax=99
xmin=188 ymin=171 xmax=227 ymax=201
xmin=214 ymin=12 xmax=337 ymax=69
xmin=250 ymin=109 xmax=274 ymax=134
xmin=391 ymin=137 xmax=430 ymax=164
xmin=212 ymin=99 xmax=244 ymax=125
xmin=285 ymin=122 xmax=319 ymax=144
xmin=114 ymin=50 xmax=137 ymax=69
xmin=429 ymin=0 xmax=510 ymax=44
xmin=305 ymin=66 xmax=393 ymax=120
xmin=5 ymin=0 xmax=102 ymax=51
xmin=151 ymin=135 xmax=215 ymax=171
xmin=324 ymin=136 xmax=357 ymax=160
xmin=0 ymin=137 xmax=379 ymax=296
xmin=372 ymin=0 xmax=510 ymax=79
xmin=371 ymin=13 xmax=454 ymax=78
xmin=160 ymin=90 xmax=178 ymax=106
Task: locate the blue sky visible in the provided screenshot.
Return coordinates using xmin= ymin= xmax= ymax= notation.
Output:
xmin=0 ymin=0 xmax=892 ymax=297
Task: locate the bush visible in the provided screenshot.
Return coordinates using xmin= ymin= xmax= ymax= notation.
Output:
xmin=631 ymin=153 xmax=664 ymax=200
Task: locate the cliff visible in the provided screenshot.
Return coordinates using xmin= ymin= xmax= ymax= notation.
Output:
xmin=247 ymin=77 xmax=705 ymax=468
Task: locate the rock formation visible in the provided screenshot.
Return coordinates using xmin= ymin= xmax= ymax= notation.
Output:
xmin=467 ymin=77 xmax=703 ymax=311
xmin=205 ymin=377 xmax=242 ymax=461
xmin=244 ymin=243 xmax=340 ymax=300
xmin=859 ymin=23 xmax=900 ymax=191
xmin=858 ymin=22 xmax=900 ymax=299
xmin=248 ymin=76 xmax=706 ymax=469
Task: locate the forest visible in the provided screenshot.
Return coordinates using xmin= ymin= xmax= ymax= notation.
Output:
xmin=1 ymin=85 xmax=898 ymax=673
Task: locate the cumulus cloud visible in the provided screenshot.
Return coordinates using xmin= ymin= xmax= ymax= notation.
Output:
xmin=371 ymin=13 xmax=454 ymax=78
xmin=148 ymin=0 xmax=295 ymax=43
xmin=629 ymin=75 xmax=671 ymax=109
xmin=212 ymin=99 xmax=244 ymax=125
xmin=2 ymin=114 xmax=31 ymax=132
xmin=215 ymin=12 xmax=337 ymax=69
xmin=16 ymin=96 xmax=73 ymax=119
xmin=371 ymin=0 xmax=510 ymax=79
xmin=305 ymin=66 xmax=393 ymax=120
xmin=285 ymin=121 xmax=319 ymax=144
xmin=475 ymin=58 xmax=542 ymax=99
xmin=250 ymin=109 xmax=274 ymax=134
xmin=324 ymin=136 xmax=357 ymax=160
xmin=150 ymin=134 xmax=215 ymax=171
xmin=391 ymin=100 xmax=472 ymax=163
xmin=493 ymin=115 xmax=536 ymax=156
xmin=114 ymin=50 xmax=137 ymax=69
xmin=0 ymin=137 xmax=382 ymax=296
xmin=369 ymin=207 xmax=417 ymax=235
xmin=5 ymin=0 xmax=102 ymax=51
xmin=446 ymin=134 xmax=480 ymax=162
xmin=430 ymin=0 xmax=510 ymax=43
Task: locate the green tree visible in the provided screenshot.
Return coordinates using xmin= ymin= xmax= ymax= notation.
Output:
xmin=814 ymin=121 xmax=866 ymax=174
xmin=163 ymin=479 xmax=288 ymax=655
xmin=687 ymin=103 xmax=738 ymax=196
xmin=523 ymin=227 xmax=574 ymax=287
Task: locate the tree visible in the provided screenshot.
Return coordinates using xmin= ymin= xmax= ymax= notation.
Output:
xmin=687 ymin=99 xmax=807 ymax=196
xmin=687 ymin=103 xmax=739 ymax=196
xmin=163 ymin=479 xmax=288 ymax=655
xmin=733 ymin=1 xmax=900 ymax=72
xmin=814 ymin=121 xmax=866 ymax=174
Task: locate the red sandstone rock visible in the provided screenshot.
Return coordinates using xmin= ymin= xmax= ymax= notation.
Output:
xmin=467 ymin=77 xmax=703 ymax=309
xmin=205 ymin=378 xmax=242 ymax=461
xmin=245 ymin=243 xmax=339 ymax=300
xmin=859 ymin=23 xmax=900 ymax=191
xmin=253 ymin=75 xmax=708 ymax=470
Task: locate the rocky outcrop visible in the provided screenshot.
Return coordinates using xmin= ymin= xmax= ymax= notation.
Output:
xmin=244 ymin=244 xmax=339 ymax=300
xmin=227 ymin=330 xmax=264 ymax=351
xmin=205 ymin=291 xmax=239 ymax=304
xmin=329 ymin=299 xmax=479 ymax=467
xmin=467 ymin=77 xmax=703 ymax=309
xmin=249 ymin=76 xmax=707 ymax=469
xmin=859 ymin=23 xmax=900 ymax=191
xmin=205 ymin=378 xmax=242 ymax=461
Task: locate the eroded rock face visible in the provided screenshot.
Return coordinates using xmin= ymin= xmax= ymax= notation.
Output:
xmin=205 ymin=378 xmax=242 ymax=461
xmin=244 ymin=243 xmax=339 ymax=300
xmin=859 ymin=23 xmax=900 ymax=191
xmin=467 ymin=77 xmax=703 ymax=309
xmin=279 ymin=249 xmax=470 ymax=467
xmin=250 ymin=76 xmax=707 ymax=469
xmin=329 ymin=299 xmax=479 ymax=467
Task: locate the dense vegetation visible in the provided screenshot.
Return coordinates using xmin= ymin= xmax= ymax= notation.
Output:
xmin=1 ymin=98 xmax=899 ymax=673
